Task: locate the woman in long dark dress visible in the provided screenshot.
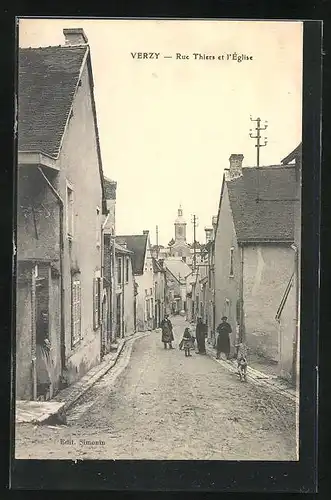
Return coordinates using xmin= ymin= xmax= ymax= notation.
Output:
xmin=216 ymin=316 xmax=232 ymax=359
xmin=160 ymin=314 xmax=174 ymax=349
xmin=196 ymin=317 xmax=206 ymax=354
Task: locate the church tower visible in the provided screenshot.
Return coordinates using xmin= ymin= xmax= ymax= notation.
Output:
xmin=174 ymin=205 xmax=187 ymax=242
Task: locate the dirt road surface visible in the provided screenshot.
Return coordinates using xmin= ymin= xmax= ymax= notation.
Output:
xmin=15 ymin=317 xmax=298 ymax=460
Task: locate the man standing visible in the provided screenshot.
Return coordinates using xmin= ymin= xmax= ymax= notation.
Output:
xmin=216 ymin=316 xmax=232 ymax=360
xmin=195 ymin=316 xmax=207 ymax=354
xmin=160 ymin=314 xmax=174 ymax=349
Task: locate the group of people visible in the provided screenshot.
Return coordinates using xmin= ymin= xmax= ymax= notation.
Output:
xmin=160 ymin=314 xmax=233 ymax=359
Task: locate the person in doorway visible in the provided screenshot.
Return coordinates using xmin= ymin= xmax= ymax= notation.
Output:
xmin=160 ymin=314 xmax=174 ymax=349
xmin=196 ymin=316 xmax=207 ymax=354
xmin=36 ymin=310 xmax=51 ymax=400
xmin=216 ymin=316 xmax=232 ymax=360
xmin=181 ymin=327 xmax=194 ymax=357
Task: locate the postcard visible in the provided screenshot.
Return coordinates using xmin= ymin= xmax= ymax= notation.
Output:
xmin=11 ymin=17 xmax=320 ymax=490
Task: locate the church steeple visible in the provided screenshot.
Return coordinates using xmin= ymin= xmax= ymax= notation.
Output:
xmin=174 ymin=204 xmax=186 ymax=242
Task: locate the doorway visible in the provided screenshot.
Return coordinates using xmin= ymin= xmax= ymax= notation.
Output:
xmin=116 ymin=294 xmax=121 ymax=338
xmin=35 ymin=264 xmax=51 ymax=400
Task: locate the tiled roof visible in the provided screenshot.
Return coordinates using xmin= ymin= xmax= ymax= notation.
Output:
xmin=115 ymin=234 xmax=148 ymax=275
xmin=18 ymin=46 xmax=87 ymax=157
xmin=104 ymin=178 xmax=117 ymax=200
xmin=227 ymin=166 xmax=296 ymax=243
xmin=164 ymin=258 xmax=192 ymax=281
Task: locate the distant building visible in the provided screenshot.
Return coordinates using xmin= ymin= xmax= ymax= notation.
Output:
xmin=150 ymin=205 xmax=204 ymax=266
xmin=163 ymin=257 xmax=192 ymax=314
xmin=116 ymin=231 xmax=154 ymax=331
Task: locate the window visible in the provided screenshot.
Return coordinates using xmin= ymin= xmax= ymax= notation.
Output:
xmin=117 ymin=257 xmax=122 ymax=284
xmin=145 ymin=289 xmax=148 ymax=296
xmin=229 ymin=247 xmax=234 ymax=277
xmin=71 ymin=277 xmax=81 ymax=346
xmin=66 ymin=183 xmax=74 ymax=238
xmin=125 ymin=258 xmax=129 ymax=283
xmin=96 ymin=207 xmax=100 ymax=247
xmin=150 ymin=288 xmax=152 ymax=296
xmin=93 ymin=275 xmax=101 ymax=330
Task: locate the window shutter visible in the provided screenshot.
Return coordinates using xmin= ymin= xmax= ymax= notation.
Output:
xmin=71 ymin=279 xmax=81 ymax=346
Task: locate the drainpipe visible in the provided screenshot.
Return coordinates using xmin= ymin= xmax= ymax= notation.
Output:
xmin=37 ymin=167 xmax=66 ymax=373
xmin=101 ymin=212 xmax=110 ymax=355
xmin=112 ymin=235 xmax=117 ymax=340
xmin=291 ymin=243 xmax=299 ymax=387
xmin=239 ymin=244 xmax=244 ymax=342
xmin=122 ymin=257 xmax=125 ymax=338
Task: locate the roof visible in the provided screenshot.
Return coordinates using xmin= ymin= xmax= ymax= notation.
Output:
xmin=152 ymin=257 xmax=164 ymax=273
xmin=188 ymin=241 xmax=202 ymax=249
xmin=18 ymin=46 xmax=88 ymax=157
xmin=114 ymin=242 xmax=133 ymax=255
xmin=104 ymin=178 xmax=117 ymax=200
xmin=164 ymin=258 xmax=192 ymax=281
xmin=115 ymin=234 xmax=148 ymax=275
xmin=226 ymin=165 xmax=296 ymax=243
xmin=281 ymin=143 xmax=302 ymax=164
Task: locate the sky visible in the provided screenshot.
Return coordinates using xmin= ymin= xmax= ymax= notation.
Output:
xmin=18 ymin=19 xmax=303 ymax=246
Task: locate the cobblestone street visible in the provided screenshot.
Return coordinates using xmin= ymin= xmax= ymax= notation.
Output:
xmin=15 ymin=317 xmax=298 ymax=461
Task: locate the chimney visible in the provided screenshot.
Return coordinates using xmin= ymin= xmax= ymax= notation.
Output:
xmin=63 ymin=28 xmax=88 ymax=45
xmin=143 ymin=230 xmax=149 ymax=235
xmin=204 ymin=226 xmax=213 ymax=243
xmin=228 ymin=154 xmax=244 ymax=180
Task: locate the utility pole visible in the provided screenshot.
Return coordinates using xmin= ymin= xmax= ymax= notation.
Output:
xmin=156 ymin=225 xmax=159 ymax=259
xmin=191 ymin=214 xmax=199 ymax=271
xmin=249 ymin=116 xmax=268 ymax=168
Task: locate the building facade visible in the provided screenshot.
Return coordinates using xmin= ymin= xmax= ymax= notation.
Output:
xmin=212 ymin=152 xmax=298 ymax=379
xmin=116 ymin=231 xmax=154 ymax=331
xmin=152 ymin=258 xmax=166 ymax=328
xmin=16 ymin=29 xmax=107 ymax=400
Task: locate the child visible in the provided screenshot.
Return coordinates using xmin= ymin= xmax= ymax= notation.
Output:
xmin=182 ymin=327 xmax=194 ymax=357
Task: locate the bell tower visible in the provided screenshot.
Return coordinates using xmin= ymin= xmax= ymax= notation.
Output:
xmin=174 ymin=205 xmax=186 ymax=242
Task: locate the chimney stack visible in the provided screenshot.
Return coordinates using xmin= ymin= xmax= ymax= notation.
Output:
xmin=204 ymin=226 xmax=213 ymax=243
xmin=143 ymin=230 xmax=149 ymax=235
xmin=227 ymin=154 xmax=244 ymax=180
xmin=63 ymin=28 xmax=88 ymax=45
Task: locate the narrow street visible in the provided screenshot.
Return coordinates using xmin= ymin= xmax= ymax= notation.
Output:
xmin=15 ymin=317 xmax=297 ymax=461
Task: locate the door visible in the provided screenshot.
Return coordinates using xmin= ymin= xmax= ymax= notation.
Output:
xmin=35 ymin=264 xmax=51 ymax=400
xmin=116 ymin=294 xmax=121 ymax=337
xmin=154 ymin=303 xmax=158 ymax=329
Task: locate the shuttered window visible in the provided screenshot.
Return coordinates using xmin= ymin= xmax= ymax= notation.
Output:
xmin=71 ymin=278 xmax=81 ymax=346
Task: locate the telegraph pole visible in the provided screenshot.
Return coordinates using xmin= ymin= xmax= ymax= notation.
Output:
xmin=249 ymin=116 xmax=268 ymax=168
xmin=191 ymin=214 xmax=199 ymax=270
xmin=156 ymin=225 xmax=159 ymax=259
